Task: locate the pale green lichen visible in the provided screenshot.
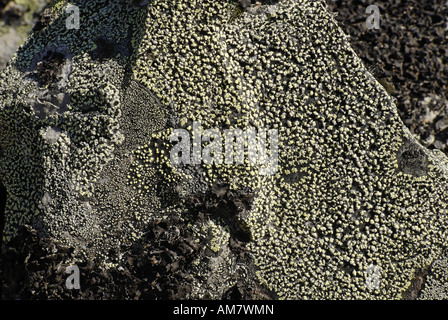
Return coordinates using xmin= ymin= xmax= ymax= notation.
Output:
xmin=0 ymin=0 xmax=447 ymax=299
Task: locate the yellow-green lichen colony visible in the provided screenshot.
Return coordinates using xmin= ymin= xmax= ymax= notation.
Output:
xmin=0 ymin=0 xmax=447 ymax=299
xmin=130 ymin=0 xmax=448 ymax=299
xmin=0 ymin=0 xmax=156 ymax=262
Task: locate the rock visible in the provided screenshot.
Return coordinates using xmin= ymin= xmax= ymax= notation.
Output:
xmin=1 ymin=0 xmax=448 ymax=299
xmin=325 ymin=0 xmax=448 ymax=155
xmin=0 ymin=0 xmax=50 ymax=70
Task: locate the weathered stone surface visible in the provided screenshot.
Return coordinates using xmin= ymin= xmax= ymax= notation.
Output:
xmin=1 ymin=0 xmax=447 ymax=299
xmin=0 ymin=0 xmax=50 ymax=70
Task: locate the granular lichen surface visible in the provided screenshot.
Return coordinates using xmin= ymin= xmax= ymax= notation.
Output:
xmin=0 ymin=0 xmax=447 ymax=299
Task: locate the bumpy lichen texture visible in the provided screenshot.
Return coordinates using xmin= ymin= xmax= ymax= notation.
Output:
xmin=0 ymin=0 xmax=447 ymax=299
xmin=419 ymin=251 xmax=448 ymax=299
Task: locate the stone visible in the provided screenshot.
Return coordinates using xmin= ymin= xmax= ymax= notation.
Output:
xmin=0 ymin=0 xmax=447 ymax=299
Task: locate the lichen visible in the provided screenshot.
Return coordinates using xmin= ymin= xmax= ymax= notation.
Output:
xmin=418 ymin=250 xmax=448 ymax=300
xmin=0 ymin=0 xmax=447 ymax=299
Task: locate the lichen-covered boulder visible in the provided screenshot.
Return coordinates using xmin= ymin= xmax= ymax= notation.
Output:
xmin=0 ymin=0 xmax=447 ymax=299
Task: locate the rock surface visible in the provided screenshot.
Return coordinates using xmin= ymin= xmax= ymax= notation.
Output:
xmin=1 ymin=0 xmax=448 ymax=299
xmin=326 ymin=0 xmax=448 ymax=154
xmin=0 ymin=0 xmax=50 ymax=70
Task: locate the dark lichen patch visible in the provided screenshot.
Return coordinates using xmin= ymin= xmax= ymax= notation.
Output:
xmin=119 ymin=79 xmax=167 ymax=149
xmin=32 ymin=7 xmax=54 ymax=35
xmin=222 ymin=273 xmax=278 ymax=300
xmin=25 ymin=45 xmax=74 ymax=123
xmin=90 ymin=37 xmax=119 ymax=61
xmin=32 ymin=50 xmax=66 ymax=86
xmin=220 ymin=228 xmax=277 ymax=300
xmin=89 ymin=37 xmax=133 ymax=62
xmin=0 ymin=112 xmax=18 ymax=150
xmin=0 ymin=178 xmax=6 ymax=248
xmin=126 ymin=0 xmax=150 ymax=7
xmin=184 ymin=183 xmax=255 ymax=243
xmin=397 ymin=138 xmax=429 ymax=177
xmin=401 ymin=267 xmax=430 ymax=300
